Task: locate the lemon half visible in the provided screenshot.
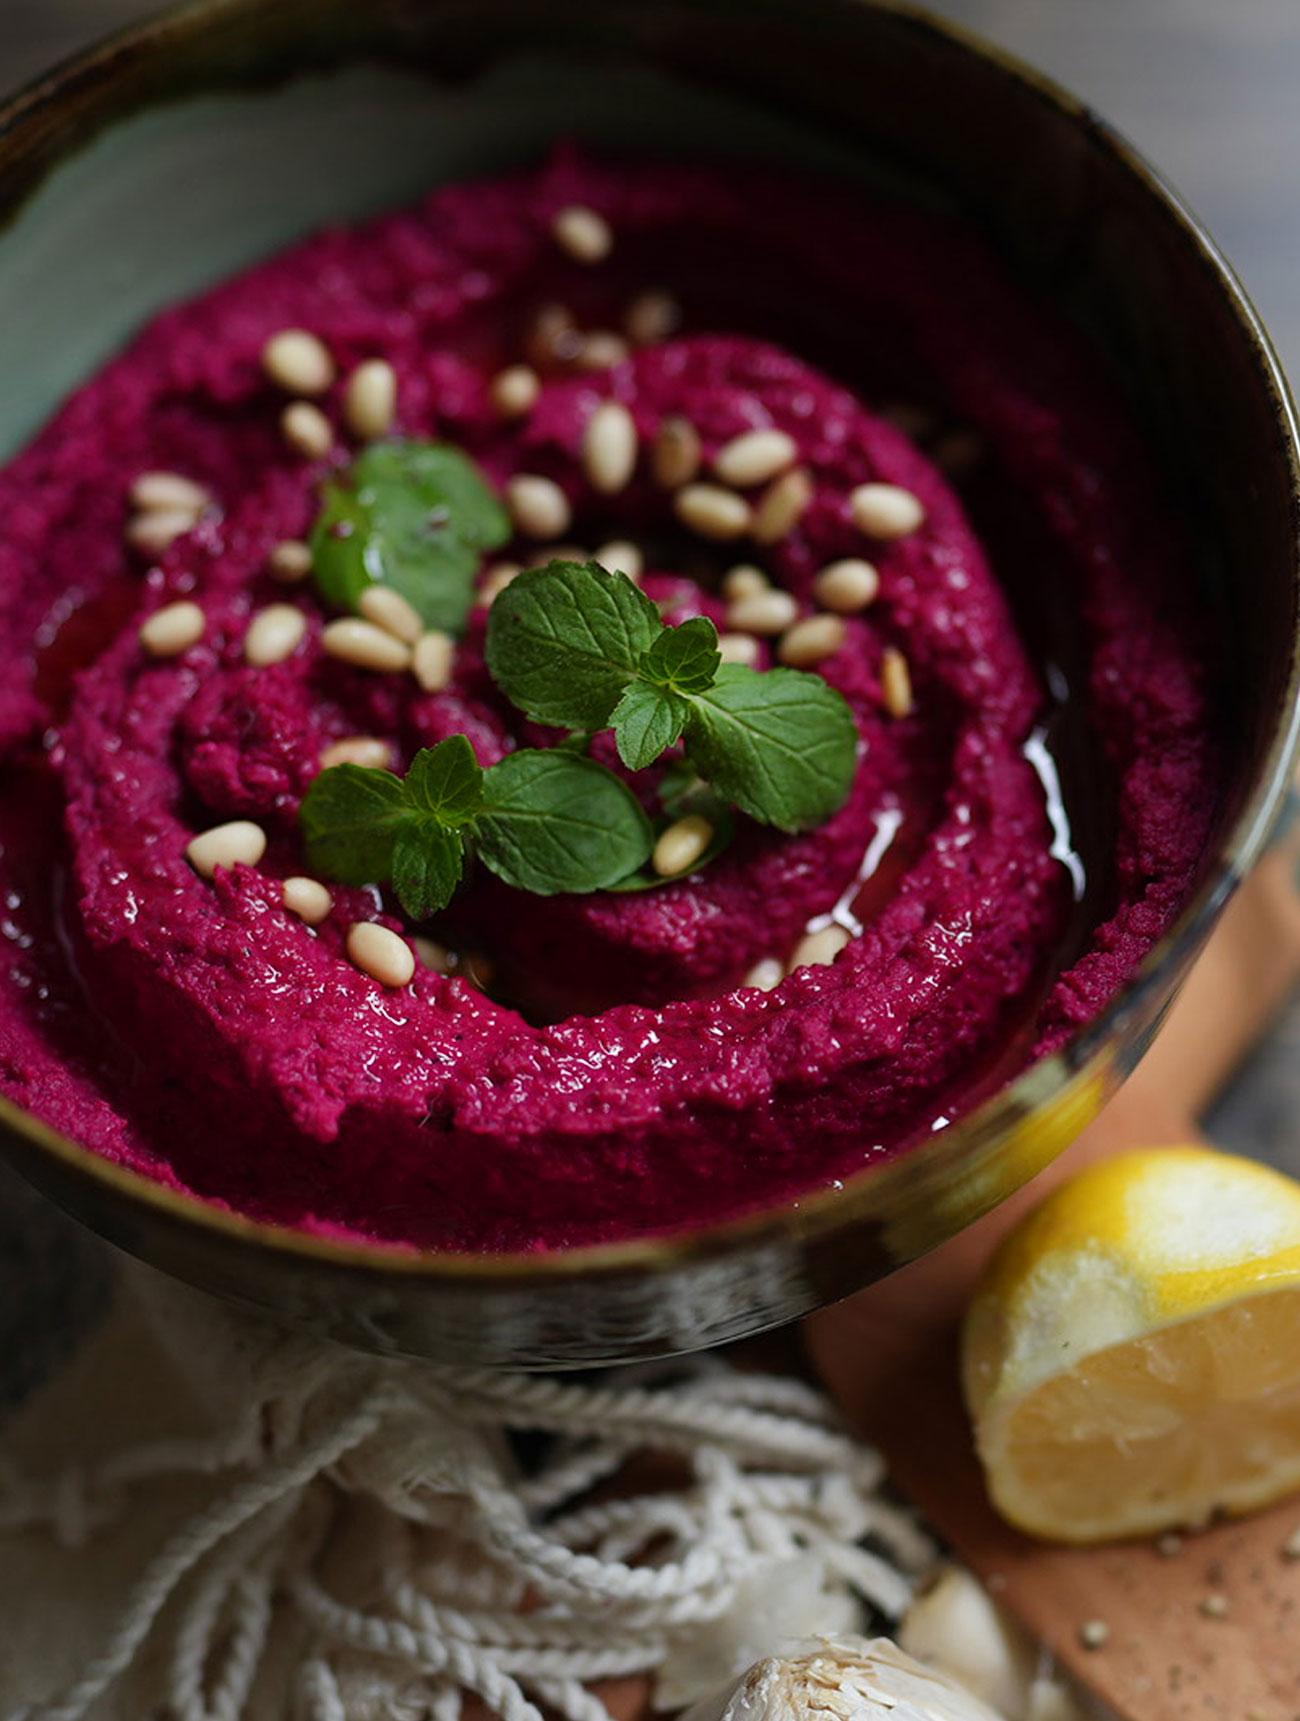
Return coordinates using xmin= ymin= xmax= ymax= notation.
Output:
xmin=962 ymin=1144 xmax=1300 ymax=1543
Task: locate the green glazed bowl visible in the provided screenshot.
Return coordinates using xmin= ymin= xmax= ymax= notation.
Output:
xmin=1 ymin=0 xmax=1298 ymax=1366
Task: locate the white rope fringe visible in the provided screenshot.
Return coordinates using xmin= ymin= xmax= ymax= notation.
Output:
xmin=3 ymin=1356 xmax=935 ymax=1721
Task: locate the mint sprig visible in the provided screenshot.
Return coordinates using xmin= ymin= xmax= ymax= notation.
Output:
xmin=311 ymin=440 xmax=510 ymax=633
xmin=488 ymin=561 xmax=858 ymax=833
xmin=301 ymin=734 xmax=653 ymax=919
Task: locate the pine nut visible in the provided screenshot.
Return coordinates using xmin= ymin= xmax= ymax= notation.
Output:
xmin=490 ymin=364 xmax=541 ymax=418
xmin=343 ymin=358 xmax=397 ymax=440
xmin=624 ymin=289 xmax=681 ymax=346
xmin=282 ymin=876 xmax=333 ymax=925
xmin=320 ymin=736 xmax=391 ymax=770
xmin=126 ymin=508 xmax=200 ymax=557
xmin=594 ymin=540 xmax=643 ymax=581
xmin=461 ymin=950 xmax=495 ymax=991
xmin=717 ymin=632 xmax=761 ymax=667
xmin=722 ymin=565 xmax=769 ymax=602
xmin=851 ymin=481 xmax=926 ymax=539
xmin=582 ymin=401 xmax=638 ymax=495
xmin=1077 ymin=1620 xmax=1110 ymax=1652
xmin=714 ymin=427 xmax=798 ymax=489
xmin=413 ymin=630 xmax=456 ymax=693
xmin=413 ymin=935 xmax=452 ymax=973
xmin=814 ymin=558 xmax=880 ymax=613
xmin=245 ymin=603 xmax=307 ymax=667
xmin=787 ymin=924 xmax=851 ymax=973
xmin=139 ymin=600 xmax=206 ymax=657
xmin=347 ymin=921 xmax=415 ymax=988
xmin=262 ymin=328 xmax=335 ymax=396
xmin=130 ymin=471 xmax=212 ymax=514
xmin=321 ymin=618 xmax=412 ymax=673
xmin=880 ymin=645 xmax=914 ymax=717
xmin=744 ymin=957 xmax=784 ymax=991
xmin=281 ymin=401 xmax=334 ymax=460
xmin=506 ymin=474 xmax=572 ymax=540
xmin=186 ymin=820 xmax=267 ymax=879
xmin=359 ymin=584 xmax=424 ymax=643
xmin=479 ymin=563 xmax=523 ymax=605
xmin=524 ymin=303 xmax=582 ymax=370
xmin=552 ymin=204 xmax=613 ymax=264
xmin=575 ymin=331 xmax=630 ymax=371
xmin=651 ymin=416 xmax=702 ymax=489
xmin=778 ymin=613 xmax=847 ymax=669
xmin=527 ymin=543 xmax=587 ymax=569
xmin=653 ymin=814 xmax=714 ymax=877
xmin=726 ymin=589 xmax=798 ymax=635
xmin=675 ymin=483 xmax=751 ymax=541
xmin=751 ymin=467 xmax=813 ymax=544
xmin=268 ymin=539 xmax=313 ymax=583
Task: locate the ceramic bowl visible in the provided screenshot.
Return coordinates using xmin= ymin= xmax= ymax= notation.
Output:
xmin=1 ymin=0 xmax=1297 ymax=1366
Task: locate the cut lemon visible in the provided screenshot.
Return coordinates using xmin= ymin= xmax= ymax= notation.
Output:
xmin=962 ymin=1144 xmax=1300 ymax=1542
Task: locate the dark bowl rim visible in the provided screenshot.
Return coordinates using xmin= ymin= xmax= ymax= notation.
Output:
xmin=2 ymin=0 xmax=1299 ymax=1289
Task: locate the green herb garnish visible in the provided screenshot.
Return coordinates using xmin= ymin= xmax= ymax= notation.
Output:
xmin=488 ymin=561 xmax=857 ymax=833
xmin=311 ymin=440 xmax=510 ymax=632
xmin=301 ymin=734 xmax=652 ymax=919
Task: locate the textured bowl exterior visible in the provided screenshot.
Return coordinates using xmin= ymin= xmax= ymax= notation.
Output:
xmin=1 ymin=0 xmax=1298 ymax=1366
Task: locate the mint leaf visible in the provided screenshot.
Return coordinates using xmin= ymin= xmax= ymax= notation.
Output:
xmin=640 ymin=616 xmax=721 ymax=695
xmin=404 ymin=734 xmax=483 ymax=827
xmin=301 ymin=763 xmax=411 ymax=885
xmin=391 ymin=824 xmax=464 ymax=920
xmin=476 ymin=749 xmax=654 ymax=895
xmin=611 ymin=682 xmax=690 ymax=771
xmin=485 ymin=561 xmax=663 ymax=730
xmin=311 ymin=440 xmax=509 ymax=633
xmin=684 ymin=665 xmax=858 ymax=832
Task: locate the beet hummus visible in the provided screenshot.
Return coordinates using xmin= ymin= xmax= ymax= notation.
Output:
xmin=0 ymin=149 xmax=1216 ymax=1252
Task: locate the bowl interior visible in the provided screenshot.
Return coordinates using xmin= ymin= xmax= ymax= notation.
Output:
xmin=0 ymin=0 xmax=1297 ymax=1365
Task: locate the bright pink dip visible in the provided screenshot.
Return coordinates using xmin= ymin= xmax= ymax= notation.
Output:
xmin=0 ymin=152 xmax=1215 ymax=1251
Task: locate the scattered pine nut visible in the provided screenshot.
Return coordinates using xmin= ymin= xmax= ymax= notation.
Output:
xmin=778 ymin=613 xmax=847 ymax=669
xmin=262 ymin=329 xmax=335 ymax=396
xmin=787 ymin=925 xmax=851 ymax=973
xmin=1156 ymin=1533 xmax=1184 ymax=1558
xmin=717 ymin=632 xmax=761 ymax=667
xmin=675 ymin=483 xmax=751 ymax=541
xmin=268 ymin=539 xmax=313 ymax=583
xmin=461 ymin=950 xmax=495 ymax=992
xmin=126 ymin=508 xmax=201 ymax=558
xmin=343 ymin=358 xmax=398 ymax=440
xmin=524 ymin=303 xmax=582 ymax=370
xmin=479 ymin=563 xmax=523 ymax=605
xmin=130 ymin=472 xmax=212 ymax=514
xmin=359 ymin=584 xmax=424 ymax=644
xmin=624 ymin=289 xmax=681 ymax=346
xmin=320 ymin=618 xmax=412 ymax=673
xmin=244 ymin=603 xmax=307 ymax=667
xmin=722 ymin=565 xmax=770 ymax=602
xmin=186 ymin=820 xmax=267 ymax=879
xmin=347 ymin=921 xmax=415 ymax=988
xmin=726 ymin=589 xmax=798 ymax=636
xmin=582 ymin=400 xmax=638 ymax=495
xmin=282 ymin=876 xmax=332 ymax=925
xmin=1077 ymin=1620 xmax=1110 ymax=1651
xmin=751 ymin=467 xmax=813 ymax=544
xmin=506 ymin=474 xmax=572 ymax=540
xmin=490 ymin=364 xmax=541 ymax=418
xmin=814 ymin=558 xmax=880 ymax=613
xmin=139 ymin=600 xmax=206 ymax=658
xmin=413 ymin=935 xmax=452 ymax=973
xmin=575 ymin=331 xmax=630 ymax=371
xmin=1200 ymin=1594 xmax=1229 ymax=1619
xmin=281 ymin=401 xmax=334 ymax=460
xmin=552 ymin=204 xmax=613 ymax=264
xmin=593 ymin=540 xmax=643 ymax=581
xmin=527 ymin=542 xmax=587 ymax=569
xmin=714 ymin=428 xmax=798 ymax=489
xmin=743 ymin=957 xmax=784 ymax=991
xmin=880 ymin=645 xmax=914 ymax=718
xmin=412 ymin=630 xmax=456 ymax=694
xmin=851 ymin=481 xmax=926 ymax=540
xmin=320 ymin=736 xmax=391 ymax=770
xmin=651 ymin=416 xmax=702 ymax=489
xmin=653 ymin=815 xmax=714 ymax=877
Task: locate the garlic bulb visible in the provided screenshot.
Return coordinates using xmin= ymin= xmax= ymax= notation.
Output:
xmin=677 ymin=1636 xmax=1009 ymax=1721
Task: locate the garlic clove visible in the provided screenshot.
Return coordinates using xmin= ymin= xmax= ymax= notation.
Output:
xmin=899 ymin=1564 xmax=1034 ymax=1719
